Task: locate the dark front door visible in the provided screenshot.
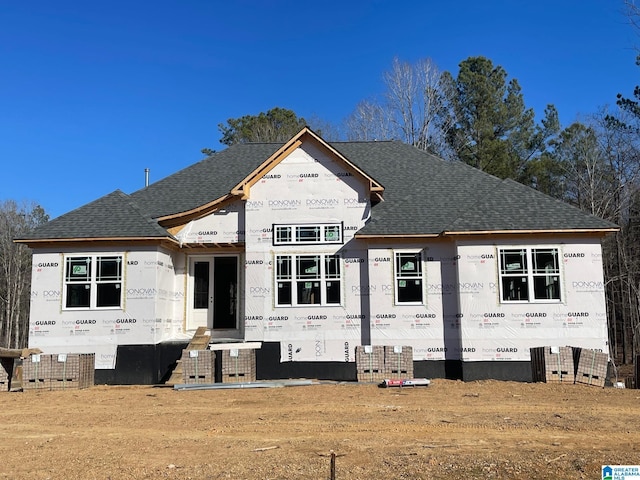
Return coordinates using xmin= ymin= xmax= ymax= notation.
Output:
xmin=212 ymin=256 xmax=237 ymax=330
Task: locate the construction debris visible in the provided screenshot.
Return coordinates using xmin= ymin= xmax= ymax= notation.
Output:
xmin=379 ymin=378 xmax=431 ymax=388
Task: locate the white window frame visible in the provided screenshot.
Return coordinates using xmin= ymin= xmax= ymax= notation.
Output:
xmin=273 ymin=223 xmax=343 ymax=245
xmin=394 ymin=250 xmax=425 ymax=305
xmin=63 ymin=255 xmax=123 ymax=310
xmin=498 ymin=247 xmax=562 ymax=303
xmin=275 ymin=254 xmax=342 ymax=306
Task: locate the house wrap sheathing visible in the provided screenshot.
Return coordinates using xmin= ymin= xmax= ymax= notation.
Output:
xmin=18 ymin=127 xmax=618 ymax=383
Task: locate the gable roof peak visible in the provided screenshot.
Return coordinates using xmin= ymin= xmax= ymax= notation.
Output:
xmin=229 ymin=126 xmax=384 ymax=201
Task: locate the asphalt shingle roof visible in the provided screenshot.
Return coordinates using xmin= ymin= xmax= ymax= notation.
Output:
xmin=447 ymin=178 xmax=617 ymax=232
xmin=19 ymin=138 xmax=618 ymax=241
xmin=21 ymin=190 xmax=170 ymax=240
xmin=129 ymin=143 xmax=282 ymax=218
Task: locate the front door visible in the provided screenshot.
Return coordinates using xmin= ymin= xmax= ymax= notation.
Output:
xmin=188 ymin=256 xmax=239 ymax=334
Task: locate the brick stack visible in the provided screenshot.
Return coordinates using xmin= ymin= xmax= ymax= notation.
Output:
xmin=531 ymin=346 xmax=610 ymax=387
xmin=529 ymin=346 xmax=546 ymax=383
xmin=22 ymin=353 xmax=95 ymax=391
xmin=22 ymin=354 xmax=51 ymax=391
xmin=355 ymin=345 xmax=385 ymax=383
xmin=575 ymin=348 xmax=608 ymax=387
xmin=530 ymin=346 xmax=575 ymax=383
xmin=384 ymin=346 xmax=414 ymax=379
xmin=50 ymin=354 xmax=95 ymax=390
xmin=546 ymin=346 xmax=575 ymax=383
xmin=181 ymin=350 xmax=215 ymax=384
xmin=83 ymin=353 xmax=96 ymax=387
xmin=355 ymin=345 xmax=414 ymax=382
xmin=220 ymin=348 xmax=256 ymax=383
xmin=0 ymin=358 xmax=12 ymax=391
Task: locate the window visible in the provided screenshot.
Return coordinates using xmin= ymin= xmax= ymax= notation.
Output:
xmin=499 ymin=248 xmax=561 ymax=302
xmin=275 ymin=254 xmax=341 ymax=306
xmin=275 ymin=226 xmax=292 ymax=244
xmin=64 ymin=256 xmax=123 ymax=309
xmin=394 ymin=251 xmax=424 ymax=304
xmin=273 ymin=223 xmax=342 ymax=245
xmin=193 ymin=261 xmax=210 ymax=309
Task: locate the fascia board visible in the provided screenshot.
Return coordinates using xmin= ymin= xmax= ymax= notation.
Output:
xmin=443 ymin=228 xmax=620 ymax=236
xmin=14 ymin=237 xmax=180 ymax=248
xmin=230 ymin=136 xmax=305 ymax=196
xmin=157 ymin=194 xmax=236 ymax=225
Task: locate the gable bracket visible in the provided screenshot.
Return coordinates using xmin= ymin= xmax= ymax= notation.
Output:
xmin=231 ymin=139 xmax=303 ymax=199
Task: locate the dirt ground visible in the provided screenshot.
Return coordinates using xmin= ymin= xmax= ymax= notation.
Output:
xmin=0 ymin=379 xmax=639 ymax=480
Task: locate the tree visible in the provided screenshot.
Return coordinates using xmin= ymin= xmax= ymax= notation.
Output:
xmin=615 ymin=1 xmax=640 ymax=126
xmin=0 ymin=201 xmax=49 ymax=348
xmin=591 ymin=108 xmax=640 ymax=365
xmin=547 ymin=106 xmax=640 ymax=366
xmin=383 ymin=57 xmax=455 ymax=155
xmin=550 ymin=122 xmax=618 ymax=218
xmin=442 ymin=56 xmax=559 ymax=180
xmin=597 ymin=0 xmax=640 ymax=365
xmin=345 ymin=99 xmax=394 ymax=142
xmin=216 ymin=107 xmax=308 ymax=147
xmin=345 ymin=57 xmax=455 ymax=158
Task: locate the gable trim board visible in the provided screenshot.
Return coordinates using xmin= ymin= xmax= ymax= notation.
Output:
xmin=17 ymin=127 xmax=618 ymax=385
xmin=228 ymin=128 xmax=384 ymax=199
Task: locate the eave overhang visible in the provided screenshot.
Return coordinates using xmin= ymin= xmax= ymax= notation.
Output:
xmin=157 ymin=194 xmax=237 ymax=229
xmin=355 ymin=227 xmax=620 ymax=240
xmin=14 ymin=236 xmax=179 ymax=248
xmin=442 ymin=228 xmax=620 ymax=236
xmin=178 ymin=242 xmax=245 ymax=250
xmin=354 ymin=233 xmax=441 ymax=240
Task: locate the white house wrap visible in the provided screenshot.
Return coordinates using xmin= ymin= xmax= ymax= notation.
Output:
xmin=17 ymin=128 xmax=618 ymax=383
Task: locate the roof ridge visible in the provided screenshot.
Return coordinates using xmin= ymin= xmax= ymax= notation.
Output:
xmin=115 ymin=190 xmax=173 ymax=237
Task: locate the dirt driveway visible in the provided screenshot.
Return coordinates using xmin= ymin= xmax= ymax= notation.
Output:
xmin=0 ymin=379 xmax=638 ymax=479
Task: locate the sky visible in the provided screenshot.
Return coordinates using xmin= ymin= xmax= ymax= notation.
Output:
xmin=1 ymin=0 xmax=638 ymax=220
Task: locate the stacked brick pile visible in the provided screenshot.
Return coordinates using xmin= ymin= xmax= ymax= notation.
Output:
xmin=181 ymin=350 xmax=216 ymax=384
xmin=220 ymin=349 xmax=256 ymax=383
xmin=575 ymin=348 xmax=608 ymax=387
xmin=385 ymin=345 xmax=414 ymax=379
xmin=0 ymin=358 xmax=12 ymax=391
xmin=23 ymin=354 xmax=51 ymax=390
xmin=530 ymin=346 xmax=608 ymax=387
xmin=356 ymin=345 xmax=414 ymax=383
xmin=50 ymin=354 xmax=95 ymax=390
xmin=22 ymin=353 xmax=95 ymax=391
xmin=531 ymin=346 xmax=574 ymax=383
xmin=355 ymin=345 xmax=385 ymax=383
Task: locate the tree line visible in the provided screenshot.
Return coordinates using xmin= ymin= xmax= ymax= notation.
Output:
xmin=0 ymin=202 xmax=48 ymax=349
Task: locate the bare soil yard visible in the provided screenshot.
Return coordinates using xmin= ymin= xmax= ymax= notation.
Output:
xmin=0 ymin=379 xmax=639 ymax=479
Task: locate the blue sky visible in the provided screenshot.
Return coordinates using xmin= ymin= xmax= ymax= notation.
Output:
xmin=1 ymin=0 xmax=638 ymax=219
